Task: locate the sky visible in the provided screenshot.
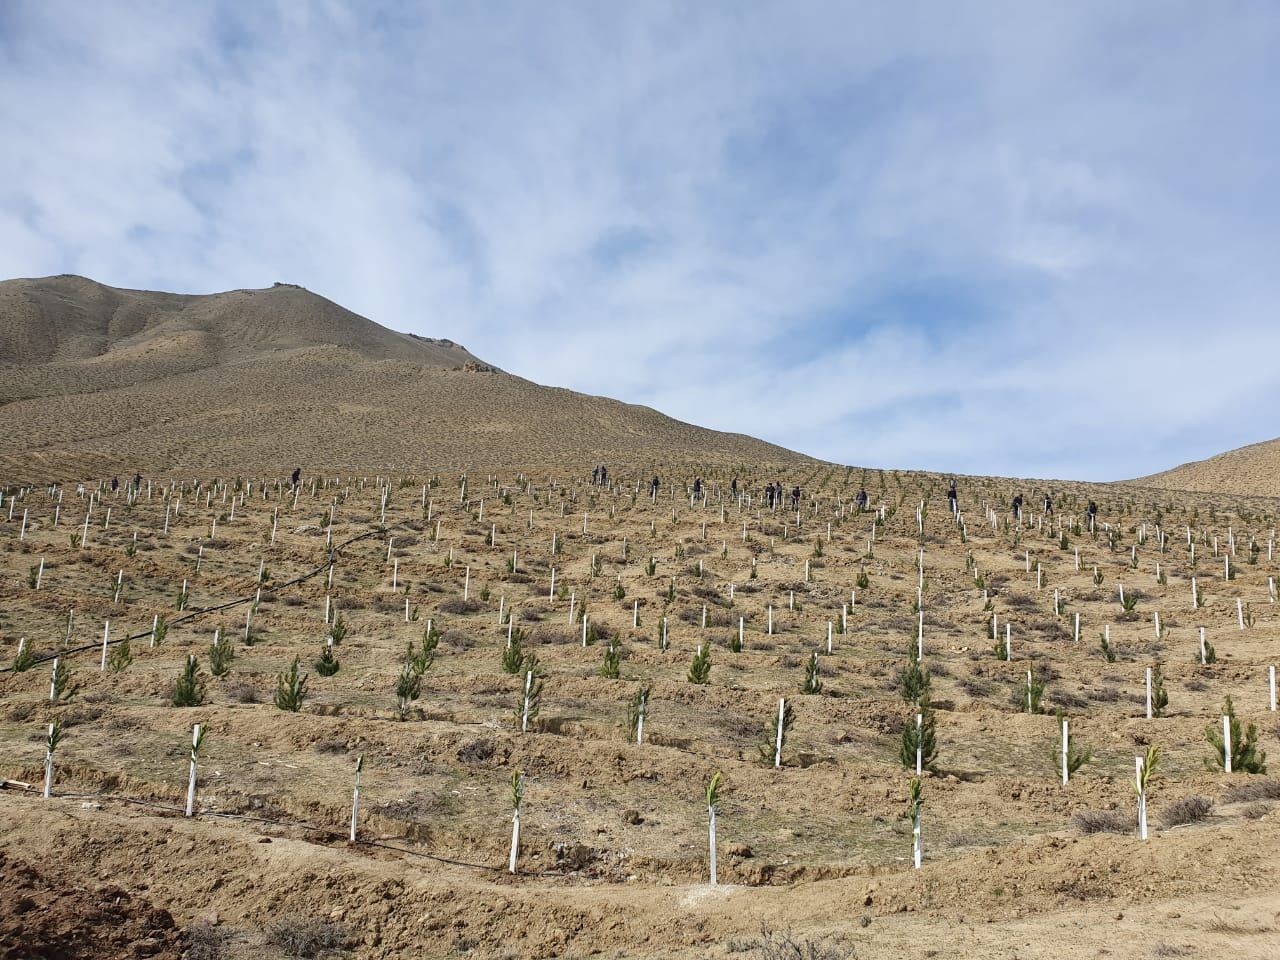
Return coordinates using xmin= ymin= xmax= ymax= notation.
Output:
xmin=2 ymin=2 xmax=1278 ymax=482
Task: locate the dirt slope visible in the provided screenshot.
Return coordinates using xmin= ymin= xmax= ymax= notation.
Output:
xmin=0 ymin=276 xmax=812 ymax=480
xmin=1140 ymin=437 xmax=1280 ymax=499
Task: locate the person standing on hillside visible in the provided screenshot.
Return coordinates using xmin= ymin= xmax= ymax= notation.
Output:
xmin=600 ymin=465 xmax=607 ymax=486
xmin=1087 ymin=500 xmax=1098 ymax=531
xmin=1012 ymin=494 xmax=1023 ymax=521
xmin=693 ymin=477 xmax=702 ymax=499
xmin=856 ymin=489 xmax=868 ymax=511
xmin=1043 ymin=493 xmax=1054 ymax=516
xmin=731 ymin=478 xmax=738 ymax=498
xmin=791 ymin=486 xmax=801 ymax=510
xmin=650 ymin=475 xmax=660 ymax=500
xmin=947 ymin=480 xmax=958 ymax=513
xmin=591 ymin=466 xmax=599 ymax=485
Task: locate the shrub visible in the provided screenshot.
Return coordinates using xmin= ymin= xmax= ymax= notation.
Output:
xmin=265 ymin=917 xmax=350 ymax=958
xmin=1157 ymin=795 xmax=1214 ymax=829
xmin=1222 ymin=778 xmax=1280 ymax=802
xmin=1071 ymin=808 xmax=1132 ymax=835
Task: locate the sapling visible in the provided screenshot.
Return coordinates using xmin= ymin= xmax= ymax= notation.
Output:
xmin=43 ymin=718 xmax=64 ymax=799
xmin=185 ymin=724 xmax=206 ymax=817
xmin=1149 ymin=665 xmax=1169 ymax=718
xmin=899 ymin=700 xmax=937 ymax=773
xmin=350 ymin=754 xmax=364 ymax=843
xmin=899 ymin=647 xmax=930 ymax=703
xmin=501 ymin=626 xmax=527 ymax=674
xmin=208 ymin=629 xmax=234 ymax=677
xmin=687 ymin=644 xmax=712 ymax=684
xmin=705 ymin=771 xmax=724 ymax=885
xmin=600 ymin=640 xmax=622 ymax=679
xmin=107 ymin=635 xmax=132 ymax=673
xmin=1135 ymin=745 xmax=1160 ymax=840
xmin=394 ymin=661 xmax=423 ymax=719
xmin=801 ymin=651 xmax=822 ymax=694
xmin=1205 ymin=695 xmax=1267 ymax=773
xmin=12 ymin=639 xmax=35 ymax=673
xmin=1056 ymin=712 xmax=1092 ymax=784
xmin=328 ymin=611 xmax=347 ymax=644
xmin=759 ymin=698 xmax=795 ymax=767
xmin=517 ymin=668 xmax=544 ymax=732
xmin=1024 ymin=668 xmax=1046 ymax=714
xmin=1099 ymin=630 xmax=1117 ymax=663
xmin=628 ymin=686 xmax=650 ymax=745
xmin=315 ymin=641 xmax=340 ymax=677
xmin=508 ymin=771 xmax=524 ymax=874
xmin=171 ymin=656 xmax=207 ymax=707
xmin=274 ymin=657 xmax=307 ymax=712
xmin=907 ymin=778 xmax=924 ymax=869
xmin=49 ymin=657 xmax=75 ymax=702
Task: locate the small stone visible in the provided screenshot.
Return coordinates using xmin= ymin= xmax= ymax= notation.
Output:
xmin=258 ymin=837 xmax=272 ymax=844
xmin=622 ymin=809 xmax=643 ymax=825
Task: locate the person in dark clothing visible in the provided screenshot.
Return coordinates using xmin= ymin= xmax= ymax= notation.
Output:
xmin=133 ymin=473 xmax=143 ymax=492
xmin=856 ymin=489 xmax=868 ymax=511
xmin=1012 ymin=494 xmax=1023 ymax=521
xmin=650 ymin=475 xmax=660 ymax=498
xmin=291 ymin=467 xmax=301 ymax=487
xmin=600 ymin=466 xmax=607 ymax=485
xmin=1043 ymin=493 xmax=1053 ymax=516
xmin=1087 ymin=500 xmax=1097 ymax=531
xmin=111 ymin=476 xmax=119 ymax=493
xmin=591 ymin=466 xmax=599 ymax=485
xmin=791 ymin=486 xmax=800 ymax=509
xmin=947 ymin=480 xmax=958 ymax=511
xmin=731 ymin=478 xmax=738 ymax=497
xmin=693 ymin=478 xmax=702 ymax=497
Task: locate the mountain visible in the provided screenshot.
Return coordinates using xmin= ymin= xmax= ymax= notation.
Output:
xmin=1139 ymin=436 xmax=1280 ymax=499
xmin=0 ymin=276 xmax=813 ymax=479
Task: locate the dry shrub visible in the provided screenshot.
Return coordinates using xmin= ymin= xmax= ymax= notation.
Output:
xmin=1071 ymin=809 xmax=1133 ymax=835
xmin=438 ymin=598 xmax=481 ymax=615
xmin=185 ymin=921 xmax=232 ymax=960
xmin=1222 ymin=778 xmax=1280 ymax=802
xmin=225 ymin=681 xmax=260 ymax=704
xmin=265 ymin=917 xmax=350 ymax=957
xmin=1157 ymin=795 xmax=1213 ymax=829
xmin=1242 ymin=803 xmax=1270 ymax=820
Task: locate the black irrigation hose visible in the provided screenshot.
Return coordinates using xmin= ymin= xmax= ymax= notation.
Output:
xmin=0 ymin=523 xmax=409 ymax=677
xmin=4 ymin=782 xmax=563 ymax=878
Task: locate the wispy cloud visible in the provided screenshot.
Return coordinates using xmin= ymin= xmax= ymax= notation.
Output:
xmin=3 ymin=1 xmax=1278 ymax=481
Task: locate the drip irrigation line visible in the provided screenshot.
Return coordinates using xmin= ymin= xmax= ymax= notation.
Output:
xmin=4 ymin=782 xmax=561 ymax=877
xmin=1 ymin=522 xmax=413 ymax=677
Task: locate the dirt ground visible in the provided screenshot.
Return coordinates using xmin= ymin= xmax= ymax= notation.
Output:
xmin=2 ymin=466 xmax=1279 ymax=958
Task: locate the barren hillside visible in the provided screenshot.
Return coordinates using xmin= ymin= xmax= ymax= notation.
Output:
xmin=1141 ymin=438 xmax=1280 ymax=499
xmin=0 ymin=276 xmax=812 ymax=480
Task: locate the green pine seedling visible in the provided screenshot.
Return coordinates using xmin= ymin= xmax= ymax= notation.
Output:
xmin=274 ymin=657 xmax=307 ymax=712
xmin=688 ymin=644 xmax=712 ymax=684
xmin=1205 ymin=695 xmax=1267 ymax=773
xmin=171 ymin=656 xmax=206 ymax=707
xmin=315 ymin=643 xmax=340 ymax=677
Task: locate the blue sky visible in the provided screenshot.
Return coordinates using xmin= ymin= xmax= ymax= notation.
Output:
xmin=3 ymin=2 xmax=1278 ymax=482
